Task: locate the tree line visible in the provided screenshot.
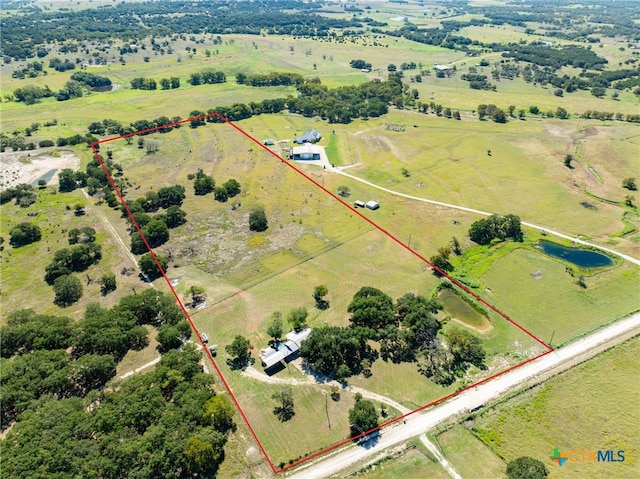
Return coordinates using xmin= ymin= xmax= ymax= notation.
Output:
xmin=236 ymin=71 xmax=303 ymax=87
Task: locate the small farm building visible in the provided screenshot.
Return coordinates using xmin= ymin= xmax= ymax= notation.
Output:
xmin=292 ymin=144 xmax=322 ymax=161
xmin=365 ymin=201 xmax=379 ymax=210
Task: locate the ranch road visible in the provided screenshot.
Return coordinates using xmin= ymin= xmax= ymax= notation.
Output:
xmin=81 ymin=188 xmax=139 ymax=269
xmin=285 ymin=311 xmax=640 ymax=479
xmin=331 ymin=168 xmax=640 ymax=267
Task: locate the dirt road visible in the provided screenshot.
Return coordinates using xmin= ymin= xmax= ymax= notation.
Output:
xmin=286 ymin=312 xmax=640 ymax=478
xmin=331 ymin=168 xmax=640 ymax=267
xmin=81 ymin=188 xmax=139 ymax=268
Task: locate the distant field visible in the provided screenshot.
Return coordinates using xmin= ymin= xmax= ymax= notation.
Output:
xmin=338 ymin=114 xmax=638 ymax=257
xmin=359 ymin=447 xmax=450 ymax=479
xmin=469 ymin=336 xmax=640 ymax=478
xmin=436 ymin=425 xmax=506 ymax=478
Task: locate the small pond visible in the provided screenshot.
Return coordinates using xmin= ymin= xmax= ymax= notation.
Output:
xmin=538 ymin=241 xmax=613 ymax=268
xmin=438 ymin=289 xmax=490 ymax=331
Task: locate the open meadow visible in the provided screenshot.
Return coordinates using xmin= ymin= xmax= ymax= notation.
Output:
xmin=91 ymin=117 xmax=549 ymax=462
xmin=463 ymin=336 xmax=640 ymax=478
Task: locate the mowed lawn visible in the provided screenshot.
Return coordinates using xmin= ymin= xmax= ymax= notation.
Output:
xmin=469 ymin=336 xmax=640 ymax=479
xmin=480 ymin=248 xmax=640 ymax=345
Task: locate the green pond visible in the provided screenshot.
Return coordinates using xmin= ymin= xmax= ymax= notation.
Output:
xmin=439 ymin=289 xmax=490 ymax=331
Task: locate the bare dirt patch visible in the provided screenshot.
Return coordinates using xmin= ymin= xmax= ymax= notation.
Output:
xmin=0 ymin=149 xmax=80 ymax=190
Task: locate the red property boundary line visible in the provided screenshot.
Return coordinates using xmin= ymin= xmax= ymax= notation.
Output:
xmin=90 ymin=112 xmax=553 ymax=475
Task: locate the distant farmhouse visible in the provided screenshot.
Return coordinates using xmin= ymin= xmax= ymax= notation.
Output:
xmin=293 ymin=129 xmax=322 ymax=144
xmin=260 ymin=328 xmax=312 ymax=372
xmin=434 ymin=64 xmax=450 ymax=71
xmin=292 ymin=144 xmax=322 ymax=161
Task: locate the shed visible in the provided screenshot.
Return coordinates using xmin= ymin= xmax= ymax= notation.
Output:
xmin=293 ymin=129 xmax=322 ymax=144
xmin=434 ymin=64 xmax=450 ymax=71
xmin=354 ymin=200 xmax=365 ymax=208
xmin=263 ymin=139 xmax=275 ymax=146
xmin=365 ymin=201 xmax=379 ymax=210
xmin=292 ymin=144 xmax=321 ymax=161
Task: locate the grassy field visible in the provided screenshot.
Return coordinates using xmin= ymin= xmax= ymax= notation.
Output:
xmin=357 ymin=447 xmax=451 ymax=479
xmin=336 ymin=114 xmax=638 ymax=257
xmin=478 ymin=247 xmax=640 ymax=345
xmin=0 ymin=185 xmax=148 ymax=320
xmin=209 ymin=361 xmax=359 ymax=467
xmin=436 ymin=425 xmax=506 ymax=478
xmin=1 ymin=4 xmax=639 ymax=476
xmin=468 ymin=336 xmax=640 ymax=478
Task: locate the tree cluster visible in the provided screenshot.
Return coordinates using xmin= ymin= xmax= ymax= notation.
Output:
xmin=188 ymin=70 xmax=226 ymax=86
xmin=1 ymin=343 xmax=231 ymax=479
xmin=44 ymin=242 xmax=102 ymax=285
xmin=350 ymin=59 xmax=372 ymax=70
xmin=477 ymin=104 xmax=507 ymax=123
xmin=0 ymin=289 xmax=186 ymax=427
xmin=126 ymin=185 xmax=186 ymax=254
xmin=49 ymin=57 xmax=76 ymax=72
xmin=70 ymin=71 xmax=112 ymax=88
xmin=287 ymin=75 xmax=404 ymax=124
xmin=301 ymin=286 xmax=486 ymax=385
xmin=225 ymin=335 xmax=252 ymax=370
xmin=248 ymin=207 xmax=268 ymax=232
xmin=9 ymin=222 xmax=41 ymax=246
xmin=461 ymin=73 xmax=496 ymax=91
xmin=468 ymin=214 xmax=524 ymax=245
xmin=131 ymin=77 xmax=158 ymax=90
xmin=580 ymin=110 xmax=640 ymax=123
xmin=11 ymin=60 xmax=45 ymax=79
xmin=348 ymin=395 xmax=378 ymax=437
xmin=1 ymin=183 xmax=37 ymax=207
xmin=502 ymin=43 xmax=607 ymax=70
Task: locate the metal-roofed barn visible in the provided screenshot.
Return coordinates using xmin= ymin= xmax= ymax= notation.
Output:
xmin=259 ymin=328 xmax=312 ymax=372
xmin=292 ymin=144 xmax=321 ymax=161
